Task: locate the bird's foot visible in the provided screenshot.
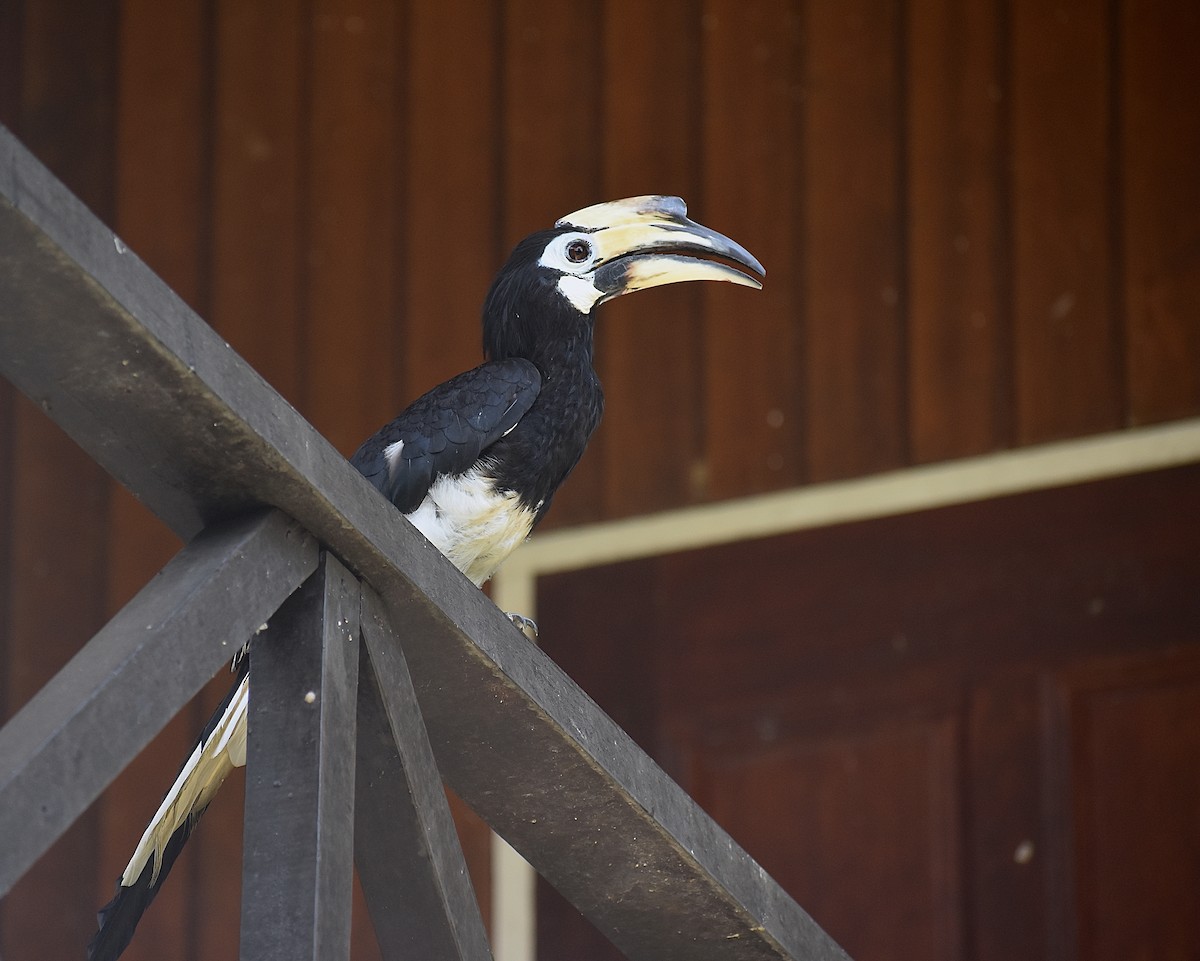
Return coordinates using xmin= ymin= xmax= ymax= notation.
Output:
xmin=506 ymin=612 xmax=539 ymax=640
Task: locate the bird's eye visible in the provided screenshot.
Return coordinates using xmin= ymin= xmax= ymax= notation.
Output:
xmin=565 ymin=239 xmax=592 ymax=263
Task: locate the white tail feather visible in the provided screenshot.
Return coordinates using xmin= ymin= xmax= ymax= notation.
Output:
xmin=120 ymin=674 xmax=249 ymax=886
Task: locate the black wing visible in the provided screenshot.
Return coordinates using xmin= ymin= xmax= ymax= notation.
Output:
xmin=350 ymin=357 xmax=541 ymax=513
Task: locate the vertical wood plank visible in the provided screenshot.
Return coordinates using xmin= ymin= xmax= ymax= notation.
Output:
xmin=103 ymin=4 xmax=208 ymax=958
xmin=801 ymin=0 xmax=909 ymax=482
xmin=241 ymin=555 xmax=359 ymax=961
xmin=907 ymin=0 xmax=1012 ymax=462
xmin=1121 ymin=0 xmax=1200 ymax=425
xmin=304 ymin=0 xmax=402 ymax=456
xmin=1011 ymin=0 xmax=1122 ymax=443
xmin=209 ymin=0 xmax=306 ymax=404
xmin=0 ymin=3 xmax=117 ymax=957
xmin=401 ymin=2 xmax=503 ymax=401
xmin=967 ymin=675 xmax=1048 ymax=961
xmin=700 ymin=0 xmax=806 ymax=499
xmin=502 ymin=0 xmax=604 ymax=527
xmin=597 ymin=0 xmax=706 ymax=517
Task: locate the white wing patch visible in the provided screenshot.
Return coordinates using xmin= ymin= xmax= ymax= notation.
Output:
xmin=384 ymin=438 xmax=404 ymax=471
xmin=404 ymin=468 xmax=536 ymax=586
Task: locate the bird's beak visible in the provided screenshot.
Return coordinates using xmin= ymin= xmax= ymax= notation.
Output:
xmin=558 ymin=195 xmax=765 ymax=304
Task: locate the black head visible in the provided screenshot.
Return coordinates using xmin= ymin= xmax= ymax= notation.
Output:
xmin=482 ymin=196 xmax=765 ymax=365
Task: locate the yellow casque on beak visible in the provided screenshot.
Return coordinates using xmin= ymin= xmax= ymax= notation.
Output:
xmin=557 ymin=195 xmax=765 ymax=303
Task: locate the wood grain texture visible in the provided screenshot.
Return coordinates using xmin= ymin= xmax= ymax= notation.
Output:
xmin=701 ymin=0 xmax=806 ymax=499
xmin=1057 ymin=649 xmax=1200 ymax=961
xmin=304 ymin=0 xmax=402 ymax=456
xmin=802 ymin=0 xmax=909 ymax=481
xmin=1011 ymin=0 xmax=1123 ymax=443
xmin=401 ymin=2 xmax=503 ymax=402
xmin=597 ymin=0 xmax=706 ymax=517
xmin=1120 ymin=0 xmax=1200 ymax=424
xmin=693 ymin=713 xmax=962 ymax=961
xmin=209 ymin=0 xmax=305 ymax=405
xmin=907 ymin=0 xmax=1012 ymax=462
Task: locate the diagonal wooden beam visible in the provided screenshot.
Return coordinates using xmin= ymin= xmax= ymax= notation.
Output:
xmin=0 ymin=123 xmax=849 ymax=961
xmin=0 ymin=509 xmax=316 ymax=896
xmin=355 ymin=586 xmax=493 ymax=961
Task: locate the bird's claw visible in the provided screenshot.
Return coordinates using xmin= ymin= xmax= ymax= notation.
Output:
xmin=506 ymin=612 xmax=539 ymax=640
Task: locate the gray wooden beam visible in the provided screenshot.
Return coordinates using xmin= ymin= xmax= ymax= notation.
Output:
xmin=0 ymin=509 xmax=316 ymax=896
xmin=355 ymin=586 xmax=493 ymax=961
xmin=0 ymin=124 xmax=849 ymax=961
xmin=241 ymin=553 xmax=360 ymax=961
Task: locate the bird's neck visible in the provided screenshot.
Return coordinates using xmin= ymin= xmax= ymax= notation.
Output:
xmin=485 ymin=310 xmax=604 ymax=522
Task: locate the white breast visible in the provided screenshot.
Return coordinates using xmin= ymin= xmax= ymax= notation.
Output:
xmin=404 ymin=468 xmax=537 ymax=586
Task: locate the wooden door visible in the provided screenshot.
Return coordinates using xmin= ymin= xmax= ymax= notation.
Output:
xmin=535 ymin=463 xmax=1200 ymax=960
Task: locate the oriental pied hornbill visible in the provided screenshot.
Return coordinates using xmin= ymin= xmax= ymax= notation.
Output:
xmin=88 ymin=195 xmax=763 ymax=961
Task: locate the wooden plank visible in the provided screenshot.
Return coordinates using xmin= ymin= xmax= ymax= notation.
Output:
xmin=597 ymin=0 xmax=706 ymax=516
xmin=401 ymin=1 xmax=502 ymax=397
xmin=1057 ymin=649 xmax=1200 ymax=961
xmin=801 ymin=0 xmax=908 ymax=482
xmin=701 ymin=0 xmax=806 ymax=497
xmin=210 ymin=0 xmax=305 ymax=404
xmin=0 ymin=511 xmax=317 ymax=896
xmin=966 ymin=675 xmax=1048 ymax=961
xmin=691 ymin=712 xmax=961 ymax=961
xmin=1011 ymin=0 xmax=1122 ymax=443
xmin=906 ymin=0 xmax=1012 ymax=462
xmin=1120 ymin=0 xmax=1200 ymax=424
xmin=304 ymin=0 xmax=402 ymax=455
xmin=502 ymin=0 xmax=604 ymax=527
xmin=241 ymin=554 xmax=360 ymax=961
xmin=355 ymin=587 xmax=492 ymax=961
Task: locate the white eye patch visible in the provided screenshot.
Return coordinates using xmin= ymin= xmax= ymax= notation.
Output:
xmin=538 ymin=231 xmax=599 ymax=275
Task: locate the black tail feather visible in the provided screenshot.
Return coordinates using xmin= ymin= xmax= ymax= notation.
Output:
xmin=87 ymin=809 xmax=204 ymax=961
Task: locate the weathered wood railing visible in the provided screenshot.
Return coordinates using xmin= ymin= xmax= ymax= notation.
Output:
xmin=0 ymin=123 xmax=850 ymax=961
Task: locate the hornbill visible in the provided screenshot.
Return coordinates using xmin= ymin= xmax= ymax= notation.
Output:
xmin=88 ymin=195 xmax=763 ymax=960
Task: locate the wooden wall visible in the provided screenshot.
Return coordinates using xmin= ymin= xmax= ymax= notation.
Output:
xmin=1 ymin=1 xmax=1198 ymax=959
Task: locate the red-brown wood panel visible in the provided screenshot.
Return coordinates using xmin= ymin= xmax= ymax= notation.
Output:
xmin=597 ymin=0 xmax=706 ymax=517
xmin=209 ymin=0 xmax=306 ymax=405
xmin=907 ymin=0 xmax=1012 ymax=462
xmin=965 ymin=675 xmax=1048 ymax=961
xmin=691 ymin=712 xmax=962 ymax=961
xmin=1120 ymin=0 xmax=1200 ymax=425
xmin=303 ymin=0 xmax=402 ymax=458
xmin=701 ymin=0 xmax=806 ymax=499
xmin=1057 ymin=650 xmax=1200 ymax=961
xmin=401 ymin=2 xmax=503 ymax=402
xmin=502 ymin=0 xmax=605 ymax=528
xmin=1011 ymin=0 xmax=1123 ymax=444
xmin=802 ymin=0 xmax=908 ymax=482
